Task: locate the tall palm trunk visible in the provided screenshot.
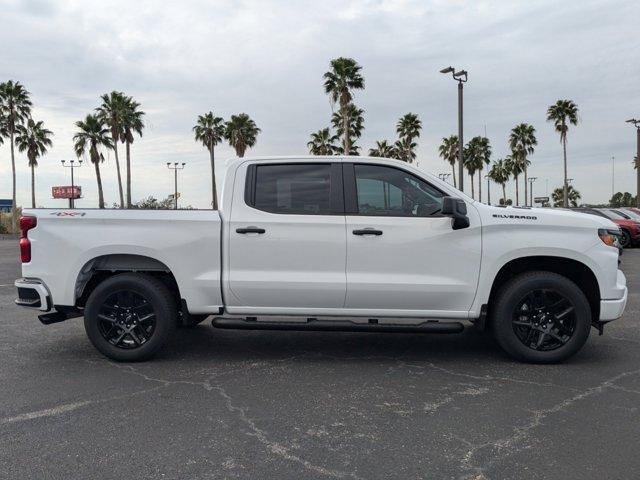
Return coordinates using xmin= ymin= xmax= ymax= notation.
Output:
xmin=10 ymin=130 xmax=17 ymax=232
xmin=31 ymin=164 xmax=35 ymax=208
xmin=125 ymin=140 xmax=132 ymax=208
xmin=562 ymin=136 xmax=568 ymax=208
xmin=209 ymin=141 xmax=218 ymax=210
xmin=94 ymin=157 xmax=105 ymax=209
xmin=478 ymin=167 xmax=482 ymax=203
xmin=502 ymin=184 xmax=507 ymax=203
xmin=451 ymin=163 xmax=457 ymax=188
xmin=515 ymin=175 xmax=520 ymax=206
xmin=470 ymin=173 xmax=475 ymax=199
xmin=342 ymin=104 xmax=350 ymax=155
xmin=112 ymin=136 xmax=124 ymax=208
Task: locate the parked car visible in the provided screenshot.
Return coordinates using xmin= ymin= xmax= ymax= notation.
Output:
xmin=15 ymin=156 xmax=627 ymax=363
xmin=610 ymin=208 xmax=640 ymax=222
xmin=572 ymin=208 xmax=639 ymax=248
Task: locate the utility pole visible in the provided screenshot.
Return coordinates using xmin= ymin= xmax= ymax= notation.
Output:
xmin=167 ymin=162 xmax=186 ymax=210
xmin=626 ymin=119 xmax=640 ymax=207
xmin=611 ymin=155 xmax=615 ymax=199
xmin=440 ymin=66 xmax=468 ymax=194
xmin=485 ymin=174 xmax=491 ymax=205
xmin=528 ymin=177 xmax=537 ymax=207
xmin=61 ymin=159 xmax=83 ymax=208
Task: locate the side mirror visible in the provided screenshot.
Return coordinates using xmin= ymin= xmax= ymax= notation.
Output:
xmin=441 ymin=196 xmax=470 ymax=230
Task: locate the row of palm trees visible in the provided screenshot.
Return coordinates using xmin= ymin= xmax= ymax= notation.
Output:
xmin=309 ymin=58 xmax=425 ymax=163
xmin=0 ymin=80 xmax=54 ymax=231
xmin=437 ymin=101 xmax=578 ymax=207
xmin=192 ymin=112 xmax=261 ymax=209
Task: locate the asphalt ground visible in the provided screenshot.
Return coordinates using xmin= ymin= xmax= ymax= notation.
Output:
xmin=0 ymin=239 xmax=638 ymax=480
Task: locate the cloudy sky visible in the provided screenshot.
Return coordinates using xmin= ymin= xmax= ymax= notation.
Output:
xmin=1 ymin=0 xmax=639 ymax=208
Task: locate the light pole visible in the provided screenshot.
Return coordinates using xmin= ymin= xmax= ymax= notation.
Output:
xmin=485 ymin=174 xmax=491 ymax=205
xmin=440 ymin=66 xmax=468 ymax=194
xmin=167 ymin=162 xmax=186 ymax=210
xmin=438 ymin=173 xmax=451 ymax=183
xmin=611 ymin=155 xmax=615 ymax=199
xmin=61 ymin=159 xmax=82 ymax=208
xmin=528 ymin=177 xmax=537 ymax=206
xmin=626 ymin=119 xmax=640 ymax=207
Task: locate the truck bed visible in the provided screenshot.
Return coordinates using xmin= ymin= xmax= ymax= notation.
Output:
xmin=21 ymin=209 xmax=223 ymax=314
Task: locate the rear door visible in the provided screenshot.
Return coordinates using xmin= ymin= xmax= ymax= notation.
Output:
xmin=343 ymin=162 xmax=481 ymax=317
xmin=225 ymin=161 xmax=347 ymax=314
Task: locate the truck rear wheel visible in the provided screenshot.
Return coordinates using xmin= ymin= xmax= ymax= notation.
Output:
xmin=84 ymin=273 xmax=177 ymax=361
xmin=491 ymin=271 xmax=591 ymax=363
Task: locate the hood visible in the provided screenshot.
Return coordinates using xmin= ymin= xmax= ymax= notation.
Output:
xmin=475 ymin=204 xmax=618 ymax=230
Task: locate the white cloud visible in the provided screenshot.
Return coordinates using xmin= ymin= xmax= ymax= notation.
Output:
xmin=0 ymin=0 xmax=639 ymax=208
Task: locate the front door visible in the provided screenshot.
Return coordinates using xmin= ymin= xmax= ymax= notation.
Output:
xmin=344 ymin=163 xmax=481 ymax=317
xmin=226 ymin=161 xmax=347 ymax=314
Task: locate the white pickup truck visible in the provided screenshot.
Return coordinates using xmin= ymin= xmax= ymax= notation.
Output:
xmin=15 ymin=156 xmax=627 ymax=363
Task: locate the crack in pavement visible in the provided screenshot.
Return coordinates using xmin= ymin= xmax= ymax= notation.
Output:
xmin=456 ymin=368 xmax=640 ymax=479
xmin=97 ymin=359 xmax=364 ymax=479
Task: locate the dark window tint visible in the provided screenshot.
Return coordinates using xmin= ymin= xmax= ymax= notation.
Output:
xmin=354 ymin=164 xmax=445 ymax=217
xmin=253 ymin=164 xmax=333 ymax=214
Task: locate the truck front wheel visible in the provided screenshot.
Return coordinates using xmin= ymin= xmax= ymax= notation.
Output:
xmin=491 ymin=271 xmax=591 ymax=363
xmin=84 ymin=273 xmax=177 ymax=361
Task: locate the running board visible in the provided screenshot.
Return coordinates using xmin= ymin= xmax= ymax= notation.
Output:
xmin=211 ymin=317 xmax=464 ymax=334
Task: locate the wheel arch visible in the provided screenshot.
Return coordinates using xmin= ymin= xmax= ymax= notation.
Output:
xmin=486 ymin=255 xmax=600 ymax=324
xmin=74 ymin=254 xmax=181 ymax=309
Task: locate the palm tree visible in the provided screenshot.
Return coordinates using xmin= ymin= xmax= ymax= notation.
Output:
xmin=369 ymin=140 xmax=396 ymax=158
xmin=331 ymin=104 xmax=364 ymax=155
xmin=194 ymin=111 xmax=225 ymax=209
xmin=96 ymin=91 xmax=127 ymax=208
xmin=73 ymin=114 xmax=113 ymax=209
xmin=0 ymin=80 xmax=32 ymax=232
xmin=396 ymin=113 xmax=422 ymax=162
xmin=307 ymin=128 xmax=338 ymax=155
xmin=393 ymin=137 xmax=417 ymax=163
xmin=464 ymin=137 xmax=490 ymax=200
xmin=438 ymin=135 xmax=458 ymax=187
xmin=475 ymin=136 xmax=491 ymax=202
xmin=120 ymin=96 xmax=145 ymax=208
xmin=509 ymin=123 xmax=537 ymax=206
xmin=488 ymin=159 xmax=510 ymax=204
xmin=504 ymin=153 xmax=524 ymax=205
xmin=225 ymin=113 xmax=260 ymax=158
xmin=15 ymin=119 xmax=53 ymax=208
xmin=323 ymin=57 xmax=364 ymax=155
xmin=547 ymin=100 xmax=579 ymax=208
xmin=552 ymin=185 xmax=581 ymax=207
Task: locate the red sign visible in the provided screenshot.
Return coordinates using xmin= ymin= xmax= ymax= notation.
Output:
xmin=52 ymin=186 xmax=82 ymax=199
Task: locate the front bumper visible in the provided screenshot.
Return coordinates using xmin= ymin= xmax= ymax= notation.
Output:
xmin=599 ymin=269 xmax=627 ymax=321
xmin=15 ymin=278 xmax=52 ymax=312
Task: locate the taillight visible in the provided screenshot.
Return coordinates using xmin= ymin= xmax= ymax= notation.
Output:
xmin=20 ymin=215 xmax=37 ymax=263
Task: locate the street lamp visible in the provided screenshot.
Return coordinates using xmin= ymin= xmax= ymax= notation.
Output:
xmin=438 ymin=173 xmax=451 ymax=182
xmin=61 ymin=159 xmax=83 ymax=208
xmin=167 ymin=162 xmax=186 ymax=210
xmin=484 ymin=174 xmax=491 ymax=205
xmin=627 ymin=119 xmax=640 ymax=207
xmin=528 ymin=177 xmax=537 ymax=206
xmin=440 ymin=66 xmax=468 ymax=193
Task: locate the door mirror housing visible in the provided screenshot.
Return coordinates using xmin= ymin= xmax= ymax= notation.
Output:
xmin=441 ymin=196 xmax=470 ymax=230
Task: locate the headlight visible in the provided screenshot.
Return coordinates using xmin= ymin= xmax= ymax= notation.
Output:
xmin=598 ymin=228 xmax=620 ymax=247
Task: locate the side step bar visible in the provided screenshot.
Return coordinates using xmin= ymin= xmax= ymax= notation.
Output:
xmin=212 ymin=317 xmax=464 ymax=334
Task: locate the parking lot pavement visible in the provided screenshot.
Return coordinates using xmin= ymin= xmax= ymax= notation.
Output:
xmin=0 ymin=238 xmax=639 ymax=480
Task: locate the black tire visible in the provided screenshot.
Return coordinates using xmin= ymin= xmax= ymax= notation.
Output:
xmin=491 ymin=271 xmax=591 ymax=363
xmin=84 ymin=273 xmax=177 ymax=361
xmin=620 ymin=229 xmax=631 ymax=248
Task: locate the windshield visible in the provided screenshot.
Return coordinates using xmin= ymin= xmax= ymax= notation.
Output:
xmin=599 ymin=209 xmax=625 ymax=220
xmin=612 ymin=209 xmax=640 ymax=220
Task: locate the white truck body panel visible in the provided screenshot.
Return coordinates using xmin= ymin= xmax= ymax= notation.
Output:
xmin=18 ymin=155 xmax=627 ymax=323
